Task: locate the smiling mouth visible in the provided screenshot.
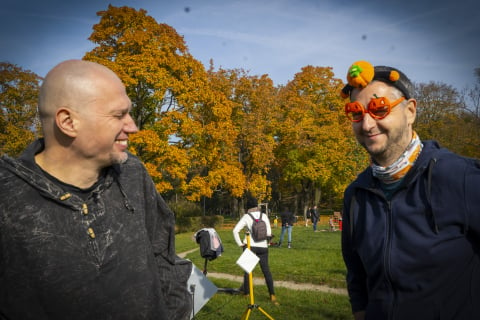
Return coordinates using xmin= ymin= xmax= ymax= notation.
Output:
xmin=365 ymin=131 xmax=383 ymax=138
xmin=115 ymin=140 xmax=128 ymax=146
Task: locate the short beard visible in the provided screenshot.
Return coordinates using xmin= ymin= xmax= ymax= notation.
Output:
xmin=366 ymin=126 xmax=410 ymax=166
xmin=110 ymin=152 xmax=128 ymax=165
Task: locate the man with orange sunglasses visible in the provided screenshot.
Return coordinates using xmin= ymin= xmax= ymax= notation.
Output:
xmin=340 ymin=61 xmax=480 ymax=320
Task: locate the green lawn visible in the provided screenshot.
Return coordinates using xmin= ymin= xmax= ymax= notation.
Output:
xmin=176 ymin=223 xmax=354 ymax=319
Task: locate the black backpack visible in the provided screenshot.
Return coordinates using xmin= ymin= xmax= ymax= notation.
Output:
xmin=247 ymin=212 xmax=268 ymax=242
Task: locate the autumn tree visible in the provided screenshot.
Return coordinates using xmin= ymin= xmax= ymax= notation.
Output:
xmin=0 ymin=62 xmax=41 ymax=156
xmin=464 ymin=67 xmax=480 ymax=119
xmin=208 ymin=67 xmax=278 ymax=212
xmin=84 ymin=5 xmax=243 ymax=203
xmin=415 ymin=81 xmax=480 ymax=158
xmin=274 ymin=66 xmax=368 ymax=215
xmin=458 ymin=67 xmax=480 ymax=158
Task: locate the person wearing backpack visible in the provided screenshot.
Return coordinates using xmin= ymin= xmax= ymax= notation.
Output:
xmin=232 ymin=198 xmax=278 ymax=305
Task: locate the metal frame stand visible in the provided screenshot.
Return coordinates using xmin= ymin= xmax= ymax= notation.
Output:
xmin=241 ymin=232 xmax=274 ymax=320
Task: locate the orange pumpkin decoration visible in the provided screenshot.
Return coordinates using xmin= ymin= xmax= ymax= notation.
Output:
xmin=346 ymin=60 xmax=375 ymax=88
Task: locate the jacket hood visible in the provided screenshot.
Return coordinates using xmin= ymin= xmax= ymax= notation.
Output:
xmin=1 ymin=139 xmax=121 ymax=211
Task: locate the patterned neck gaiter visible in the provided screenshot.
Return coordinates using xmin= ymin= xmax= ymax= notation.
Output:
xmin=371 ymin=131 xmax=423 ymax=184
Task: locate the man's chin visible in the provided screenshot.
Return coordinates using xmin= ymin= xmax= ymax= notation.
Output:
xmin=110 ymin=152 xmax=128 ymax=165
xmin=362 ymin=143 xmax=385 ymax=159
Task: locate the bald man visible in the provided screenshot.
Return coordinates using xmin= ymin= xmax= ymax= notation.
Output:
xmin=0 ymin=60 xmax=192 ymax=320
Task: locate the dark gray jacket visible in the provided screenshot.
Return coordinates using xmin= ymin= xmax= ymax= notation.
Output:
xmin=0 ymin=139 xmax=192 ymax=320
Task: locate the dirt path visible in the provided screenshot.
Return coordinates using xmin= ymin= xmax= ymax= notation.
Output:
xmin=179 ymin=248 xmax=347 ymax=296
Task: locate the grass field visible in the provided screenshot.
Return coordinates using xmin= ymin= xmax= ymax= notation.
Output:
xmin=176 ymin=222 xmax=354 ymax=319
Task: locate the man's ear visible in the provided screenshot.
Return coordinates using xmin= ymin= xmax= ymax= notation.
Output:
xmin=55 ymin=108 xmax=78 ymax=138
xmin=405 ymin=98 xmax=417 ymax=126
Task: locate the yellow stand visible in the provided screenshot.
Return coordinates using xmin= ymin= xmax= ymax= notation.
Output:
xmin=241 ymin=232 xmax=275 ymax=320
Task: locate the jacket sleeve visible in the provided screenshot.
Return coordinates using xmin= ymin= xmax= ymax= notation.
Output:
xmin=131 ymin=157 xmax=192 ymax=320
xmin=264 ymin=212 xmax=272 ymax=237
xmin=233 ymin=215 xmax=247 ymax=246
xmin=341 ymin=187 xmax=368 ymax=314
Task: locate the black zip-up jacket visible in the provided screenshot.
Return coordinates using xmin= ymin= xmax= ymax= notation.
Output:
xmin=342 ymin=140 xmax=480 ymax=320
xmin=0 ymin=140 xmax=192 ymax=320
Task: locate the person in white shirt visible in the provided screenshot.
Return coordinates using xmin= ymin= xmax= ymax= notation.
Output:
xmin=233 ymin=198 xmax=278 ymax=305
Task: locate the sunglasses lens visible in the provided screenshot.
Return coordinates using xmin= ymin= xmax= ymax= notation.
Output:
xmin=368 ymin=98 xmax=390 ymax=119
xmin=371 ymin=106 xmax=390 ymax=118
xmin=345 ymin=102 xmax=364 ymax=121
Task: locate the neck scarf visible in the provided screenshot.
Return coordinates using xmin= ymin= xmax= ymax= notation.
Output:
xmin=372 ymin=131 xmax=423 ymax=184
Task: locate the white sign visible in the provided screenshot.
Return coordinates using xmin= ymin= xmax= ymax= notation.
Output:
xmin=236 ymin=248 xmax=260 ymax=274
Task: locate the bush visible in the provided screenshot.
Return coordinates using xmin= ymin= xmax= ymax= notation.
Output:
xmin=175 ymin=215 xmax=225 ymax=233
xmin=168 ymin=200 xmax=203 ymax=218
xmin=201 ymin=215 xmax=224 ymax=228
xmin=168 ymin=199 xmax=226 ymax=233
xmin=318 ymin=208 xmax=334 ymax=216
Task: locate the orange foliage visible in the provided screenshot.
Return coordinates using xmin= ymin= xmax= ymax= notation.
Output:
xmin=275 ymin=65 xmax=368 ymax=203
xmin=84 ymin=5 xmax=243 ymax=200
xmin=0 ymin=62 xmax=41 ymax=156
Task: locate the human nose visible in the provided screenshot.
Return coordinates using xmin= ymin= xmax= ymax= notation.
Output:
xmin=360 ymin=111 xmax=376 ymax=131
xmin=124 ymin=113 xmax=139 ymax=133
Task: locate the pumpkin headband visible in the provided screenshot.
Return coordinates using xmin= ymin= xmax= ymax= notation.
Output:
xmin=340 ymin=60 xmax=413 ymax=100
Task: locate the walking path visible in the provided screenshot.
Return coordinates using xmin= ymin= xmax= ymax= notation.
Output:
xmin=179 ymin=248 xmax=348 ymax=296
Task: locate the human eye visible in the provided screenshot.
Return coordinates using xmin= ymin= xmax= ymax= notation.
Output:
xmin=113 ymin=108 xmax=131 ymax=119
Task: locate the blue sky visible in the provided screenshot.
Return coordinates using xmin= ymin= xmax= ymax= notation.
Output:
xmin=1 ymin=0 xmax=479 ymax=91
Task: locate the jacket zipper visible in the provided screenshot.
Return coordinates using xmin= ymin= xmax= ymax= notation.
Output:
xmin=384 ymin=200 xmax=397 ymax=320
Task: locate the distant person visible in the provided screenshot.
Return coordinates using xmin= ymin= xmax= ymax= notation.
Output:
xmin=233 ymin=198 xmax=278 ymax=305
xmin=305 ymin=207 xmax=310 ymax=227
xmin=310 ymin=205 xmax=319 ymax=231
xmin=340 ymin=60 xmax=480 ymax=320
xmin=0 ymin=60 xmax=192 ymax=319
xmin=273 ymin=215 xmax=279 ymax=228
xmin=277 ymin=208 xmax=295 ymax=248
xmin=329 ymin=216 xmax=336 ymax=232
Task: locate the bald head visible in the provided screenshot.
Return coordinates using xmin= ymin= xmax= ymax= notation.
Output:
xmin=34 ymin=59 xmax=136 ymax=186
xmin=38 ymin=60 xmax=124 ymax=136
